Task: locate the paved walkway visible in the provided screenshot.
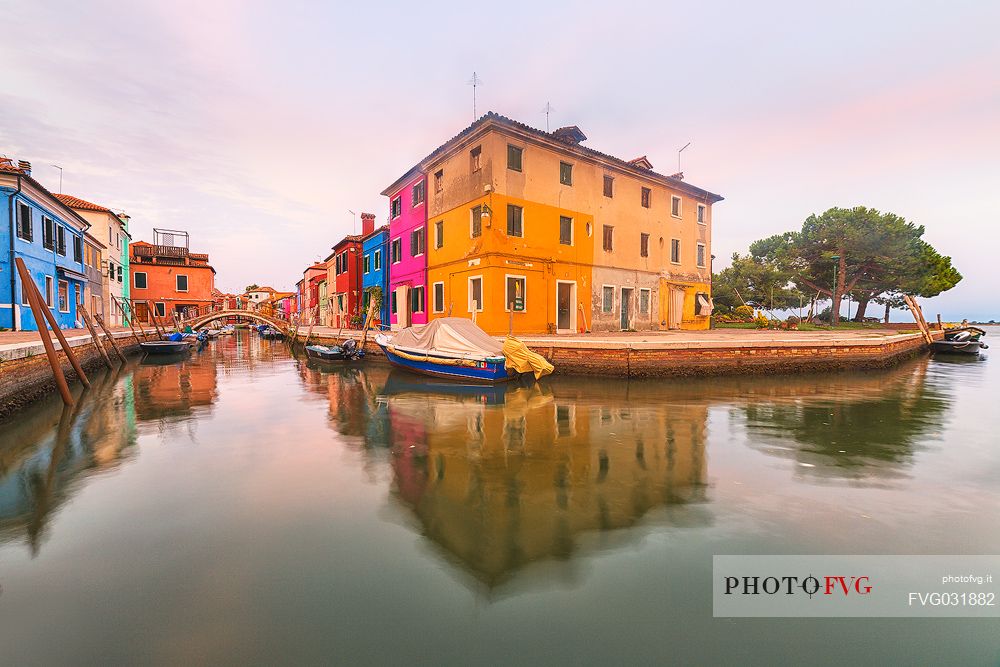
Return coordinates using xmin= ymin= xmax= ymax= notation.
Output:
xmin=0 ymin=326 xmax=157 ymax=362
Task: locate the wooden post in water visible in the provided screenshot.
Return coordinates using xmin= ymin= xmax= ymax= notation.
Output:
xmin=78 ymin=304 xmax=113 ymax=369
xmin=146 ymin=300 xmax=166 ymax=339
xmin=359 ymin=299 xmax=378 ymax=350
xmin=94 ymin=312 xmax=128 ymax=363
xmin=903 ymin=295 xmax=933 ymax=344
xmin=115 ymin=296 xmax=146 ymax=342
xmin=14 ymin=259 xmax=75 ymax=406
xmin=936 ymin=313 xmax=943 ymax=331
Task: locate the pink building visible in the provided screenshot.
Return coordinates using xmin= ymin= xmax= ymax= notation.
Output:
xmin=381 ymin=168 xmax=427 ymax=329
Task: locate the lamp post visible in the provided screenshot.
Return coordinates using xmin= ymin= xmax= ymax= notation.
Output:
xmin=831 ymin=255 xmax=840 ymax=326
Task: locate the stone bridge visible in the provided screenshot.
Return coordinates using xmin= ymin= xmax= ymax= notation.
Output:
xmin=186 ymin=310 xmax=290 ymax=332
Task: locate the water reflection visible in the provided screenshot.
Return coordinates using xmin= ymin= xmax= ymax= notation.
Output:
xmin=735 ymin=362 xmax=947 ymax=482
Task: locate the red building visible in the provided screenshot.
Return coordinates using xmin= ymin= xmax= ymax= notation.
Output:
xmin=329 ymin=232 xmax=363 ymax=328
xmin=301 ymin=261 xmax=327 ymax=321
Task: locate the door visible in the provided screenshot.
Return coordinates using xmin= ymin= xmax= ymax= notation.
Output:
xmin=620 ymin=288 xmax=633 ymax=330
xmin=669 ymin=289 xmax=684 ymax=329
xmin=556 ymin=282 xmax=574 ymax=332
xmin=134 ymin=301 xmax=149 ymax=324
xmin=395 ymin=286 xmax=410 ymax=328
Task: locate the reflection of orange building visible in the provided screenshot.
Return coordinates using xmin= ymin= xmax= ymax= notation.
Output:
xmin=134 ymin=360 xmax=218 ymax=420
xmin=129 ymin=229 xmax=216 ymax=323
xmin=385 ymin=382 xmax=709 ymax=586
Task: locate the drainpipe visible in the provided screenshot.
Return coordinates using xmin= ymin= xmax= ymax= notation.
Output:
xmin=8 ymin=174 xmax=23 ymax=329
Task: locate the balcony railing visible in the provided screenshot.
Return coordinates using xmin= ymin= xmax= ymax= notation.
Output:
xmin=133 ymin=244 xmax=189 ymax=258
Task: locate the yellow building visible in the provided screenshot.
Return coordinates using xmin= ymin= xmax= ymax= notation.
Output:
xmin=414 ymin=112 xmax=722 ymax=334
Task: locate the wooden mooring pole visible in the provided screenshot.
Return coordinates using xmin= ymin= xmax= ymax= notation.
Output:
xmin=94 ymin=311 xmax=128 ymax=363
xmin=146 ymin=300 xmax=167 ymax=339
xmin=78 ymin=304 xmax=113 ymax=369
xmin=14 ymin=259 xmax=77 ymax=405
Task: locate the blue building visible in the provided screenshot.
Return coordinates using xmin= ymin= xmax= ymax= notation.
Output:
xmin=1 ymin=157 xmax=90 ymax=331
xmin=361 ymin=223 xmax=390 ymax=329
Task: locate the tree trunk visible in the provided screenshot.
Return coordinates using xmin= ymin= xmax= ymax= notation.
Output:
xmin=852 ymin=294 xmax=872 ymax=321
xmin=831 ymin=252 xmax=846 ymax=326
xmin=884 ymin=302 xmax=891 ymax=324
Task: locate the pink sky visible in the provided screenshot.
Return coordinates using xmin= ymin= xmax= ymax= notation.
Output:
xmin=2 ymin=0 xmax=997 ymax=319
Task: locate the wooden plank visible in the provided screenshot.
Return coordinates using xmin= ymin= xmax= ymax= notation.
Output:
xmin=94 ymin=311 xmax=128 ymax=363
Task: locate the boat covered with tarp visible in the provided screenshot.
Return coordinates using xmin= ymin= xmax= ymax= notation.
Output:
xmin=931 ymin=327 xmax=988 ymax=355
xmin=375 ymin=317 xmax=553 ymax=383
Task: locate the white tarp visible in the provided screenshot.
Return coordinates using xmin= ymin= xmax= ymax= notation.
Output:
xmin=390 ymin=317 xmax=503 ymax=358
xmin=697 ymin=294 xmax=714 ymax=316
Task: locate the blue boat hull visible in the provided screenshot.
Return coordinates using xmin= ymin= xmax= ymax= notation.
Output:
xmin=379 ymin=345 xmax=514 ymax=384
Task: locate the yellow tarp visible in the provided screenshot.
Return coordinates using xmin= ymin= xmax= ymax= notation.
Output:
xmin=502 ymin=336 xmax=554 ymax=380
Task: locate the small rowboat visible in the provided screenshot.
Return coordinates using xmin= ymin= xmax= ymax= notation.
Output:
xmin=140 ymin=340 xmax=190 ymax=355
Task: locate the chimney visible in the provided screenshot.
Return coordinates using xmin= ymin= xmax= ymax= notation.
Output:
xmin=552 ymin=126 xmax=587 ymax=145
xmin=361 ymin=212 xmax=376 ymax=236
xmin=18 ymin=160 xmax=31 ymax=175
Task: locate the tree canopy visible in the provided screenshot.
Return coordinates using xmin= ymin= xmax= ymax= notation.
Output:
xmin=712 ymin=253 xmax=805 ymax=313
xmin=745 ymin=207 xmax=961 ymax=323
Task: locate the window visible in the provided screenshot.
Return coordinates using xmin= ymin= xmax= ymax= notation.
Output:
xmin=21 ymin=279 xmax=30 ymax=306
xmin=412 ymin=181 xmax=425 ymax=207
xmin=697 ymin=204 xmax=707 ymax=224
xmin=58 ymin=280 xmax=69 ymax=312
xmin=134 ymin=271 xmax=147 ymax=289
xmin=603 ymin=175 xmax=614 ymax=198
xmin=435 ymin=220 xmax=444 ymax=249
xmin=470 ymin=145 xmax=481 ymax=172
xmin=671 ymin=238 xmax=681 ymax=264
xmin=410 ymin=285 xmax=425 ymax=314
xmin=44 ymin=276 xmax=53 ymax=307
xmin=671 ymin=195 xmax=682 ymax=218
xmin=390 ymin=238 xmax=402 ymax=264
xmin=559 ymin=161 xmax=573 ymax=185
xmin=507 ymin=144 xmax=523 ymax=172
xmin=434 ymin=169 xmax=443 ymax=192
xmin=117 ymin=265 xmax=122 ymax=282
xmin=640 ymin=233 xmax=649 ymax=258
xmin=433 ymin=282 xmax=445 ymax=313
xmin=176 ymin=274 xmax=188 ymax=292
xmin=602 ymin=225 xmax=614 ymax=252
xmin=43 ymin=217 xmax=54 ymax=250
xmin=73 ymin=235 xmax=82 ymax=262
xmin=363 ymin=254 xmax=370 ymax=273
xmin=469 ymin=276 xmax=483 ymax=312
xmin=641 ymin=187 xmax=651 ymax=208
xmin=108 ymin=225 xmax=112 ymax=245
xmin=56 ymin=226 xmax=66 ymax=256
xmin=697 ymin=243 xmax=706 ymax=268
xmin=390 ymin=196 xmax=402 ymax=219
xmin=16 ymin=203 xmax=32 ymax=241
xmin=390 ymin=290 xmax=397 ymax=314
xmin=559 ymin=216 xmax=573 ymax=246
xmin=505 ymin=276 xmax=526 ymax=311
xmin=507 ymin=205 xmax=523 ymax=237
xmin=374 ymin=249 xmax=381 ymax=271
xmin=155 ymin=302 xmax=166 ymax=317
xmin=639 ymin=289 xmax=650 ymax=315
xmin=410 ymin=227 xmax=425 ymax=256
xmin=602 ymin=286 xmax=614 ymax=313
xmin=470 ymin=206 xmax=482 ymax=238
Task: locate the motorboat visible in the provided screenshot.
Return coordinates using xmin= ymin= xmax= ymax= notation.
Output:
xmin=306 ymin=339 xmax=364 ymax=361
xmin=931 ymin=327 xmax=988 ymax=355
xmin=140 ymin=340 xmax=191 ymax=355
xmin=375 ymin=317 xmax=553 ymax=384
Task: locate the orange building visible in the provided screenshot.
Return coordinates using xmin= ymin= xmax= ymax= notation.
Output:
xmin=129 ymin=229 xmax=215 ymax=323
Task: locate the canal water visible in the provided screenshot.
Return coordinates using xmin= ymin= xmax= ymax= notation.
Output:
xmin=1 ymin=330 xmax=997 ymax=665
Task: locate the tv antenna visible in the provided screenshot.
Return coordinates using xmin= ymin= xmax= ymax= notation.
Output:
xmin=542 ymin=102 xmax=555 ymax=132
xmin=677 ymin=142 xmax=691 ymax=173
xmin=468 ymin=72 xmax=482 ymax=121
xmin=51 ymin=164 xmax=63 ymax=193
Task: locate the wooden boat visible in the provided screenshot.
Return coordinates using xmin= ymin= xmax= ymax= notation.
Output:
xmin=306 ymin=339 xmax=364 ymax=361
xmin=140 ymin=340 xmax=190 ymax=355
xmin=375 ymin=318 xmax=553 ymax=384
xmin=258 ymin=326 xmax=284 ymax=340
xmin=931 ymin=327 xmax=988 ymax=355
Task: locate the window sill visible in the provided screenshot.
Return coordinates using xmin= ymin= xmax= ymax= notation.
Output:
xmin=671 ymin=215 xmax=683 ymax=220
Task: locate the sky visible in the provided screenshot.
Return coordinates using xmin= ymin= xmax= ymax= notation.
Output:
xmin=2 ymin=0 xmax=998 ymax=320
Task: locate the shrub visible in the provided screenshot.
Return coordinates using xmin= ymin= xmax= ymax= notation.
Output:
xmin=754 ymin=311 xmax=770 ymax=329
xmin=735 ymin=305 xmax=754 ymax=320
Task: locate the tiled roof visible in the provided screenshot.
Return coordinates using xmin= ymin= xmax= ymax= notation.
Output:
xmin=361 ymin=224 xmax=390 ymax=242
xmin=383 ymin=111 xmax=723 ymax=203
xmin=53 ymin=193 xmax=112 ymax=213
xmin=0 ymin=156 xmax=30 ymax=174
xmin=332 ymin=234 xmax=363 ymax=250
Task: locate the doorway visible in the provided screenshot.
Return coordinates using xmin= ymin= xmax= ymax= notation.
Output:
xmin=669 ymin=289 xmax=684 ymax=329
xmin=620 ymin=287 xmax=633 ymax=330
xmin=556 ymin=281 xmax=576 ymax=333
xmin=134 ymin=301 xmax=149 ymax=324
